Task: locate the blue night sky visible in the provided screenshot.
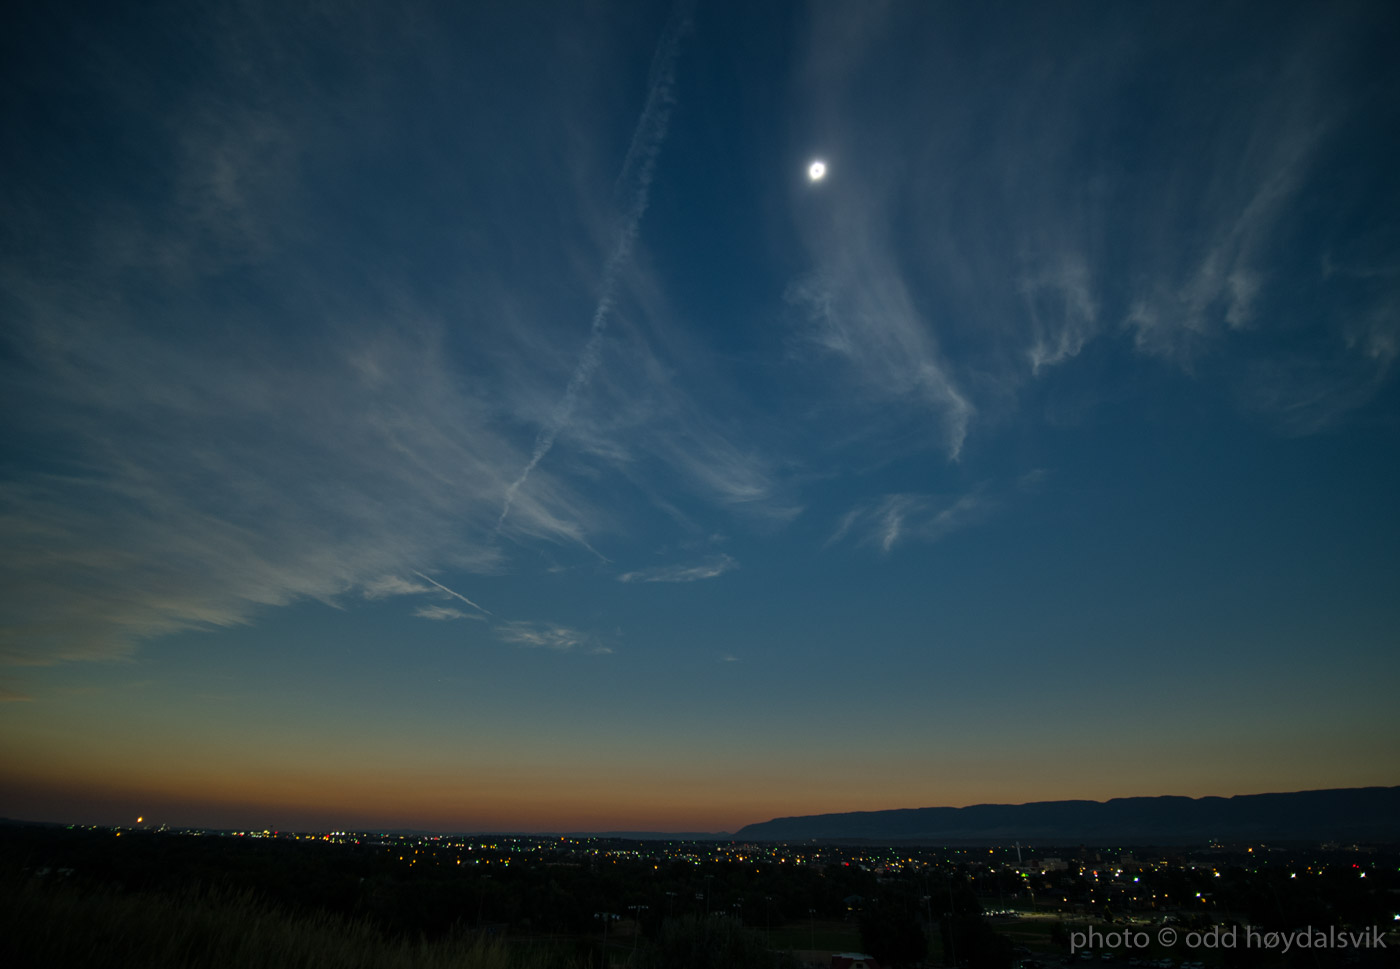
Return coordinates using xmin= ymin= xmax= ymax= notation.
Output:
xmin=2 ymin=0 xmax=1398 ymax=833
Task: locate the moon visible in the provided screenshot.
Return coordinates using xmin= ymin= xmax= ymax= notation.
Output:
xmin=807 ymin=160 xmax=827 ymax=182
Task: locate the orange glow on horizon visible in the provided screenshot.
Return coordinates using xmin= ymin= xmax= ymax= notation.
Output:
xmin=5 ymin=754 xmax=1394 ymax=835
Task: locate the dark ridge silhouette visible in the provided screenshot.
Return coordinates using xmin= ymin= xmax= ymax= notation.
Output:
xmin=733 ymin=786 xmax=1400 ymax=844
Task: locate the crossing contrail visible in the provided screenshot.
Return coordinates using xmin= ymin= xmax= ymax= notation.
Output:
xmin=497 ymin=2 xmax=693 ymax=533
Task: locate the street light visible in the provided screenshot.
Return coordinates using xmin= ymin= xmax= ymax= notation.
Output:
xmin=594 ymin=911 xmax=620 ymax=950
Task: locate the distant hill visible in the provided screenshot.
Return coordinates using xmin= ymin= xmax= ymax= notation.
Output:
xmin=733 ymin=786 xmax=1400 ymax=844
xmin=565 ymin=831 xmax=731 ymax=841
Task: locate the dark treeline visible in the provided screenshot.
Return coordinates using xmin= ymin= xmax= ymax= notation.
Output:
xmin=0 ymin=824 xmax=998 ymax=966
xmin=4 ymin=824 xmax=1398 ymax=968
xmin=0 ymin=826 xmax=886 ymax=941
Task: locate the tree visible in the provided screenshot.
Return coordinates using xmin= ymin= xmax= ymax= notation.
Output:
xmin=859 ymin=906 xmax=928 ymax=968
xmin=940 ymin=914 xmax=1014 ymax=969
xmin=635 ymin=915 xmax=797 ymax=969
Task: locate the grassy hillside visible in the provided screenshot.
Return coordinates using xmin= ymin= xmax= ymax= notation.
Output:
xmin=0 ymin=875 xmax=584 ymax=969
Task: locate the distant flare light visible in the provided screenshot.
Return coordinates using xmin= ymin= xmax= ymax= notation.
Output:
xmin=807 ymin=160 xmax=827 ymax=182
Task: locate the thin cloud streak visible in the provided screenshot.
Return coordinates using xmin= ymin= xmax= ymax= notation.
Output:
xmin=828 ymin=491 xmax=993 ymax=554
xmin=411 ymin=571 xmax=492 ymax=617
xmin=497 ymin=1 xmax=693 ymax=531
xmin=787 ymin=264 xmax=974 ymax=462
xmin=618 ymin=554 xmax=737 ymax=583
xmin=362 ymin=576 xmax=435 ymax=599
xmin=495 ymin=621 xmax=601 ymax=652
xmin=1124 ymin=112 xmax=1325 ymax=365
xmin=412 ymin=605 xmax=483 ymax=622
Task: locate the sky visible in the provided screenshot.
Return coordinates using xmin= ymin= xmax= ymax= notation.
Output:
xmin=2 ymin=0 xmax=1398 ymax=834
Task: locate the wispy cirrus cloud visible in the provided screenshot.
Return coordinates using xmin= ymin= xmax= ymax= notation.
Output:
xmin=828 ymin=491 xmax=992 ymax=554
xmin=362 ymin=576 xmax=436 ymax=599
xmin=618 ymin=554 xmax=737 ymax=584
xmin=0 ymin=297 xmax=637 ymax=659
xmin=0 ymin=2 xmax=775 ymax=668
xmin=413 ymin=605 xmax=483 ymax=623
xmin=1024 ymin=259 xmax=1099 ymax=375
xmin=2 ymin=8 xmax=612 ymax=665
xmin=786 ymin=258 xmax=974 ymax=462
xmin=495 ymin=621 xmax=607 ymax=654
xmin=790 ymin=2 xmax=1398 ymax=449
xmin=1123 ymin=111 xmax=1324 ymax=365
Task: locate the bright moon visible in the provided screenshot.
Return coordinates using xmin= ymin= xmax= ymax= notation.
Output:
xmin=808 ymin=160 xmax=827 ymax=181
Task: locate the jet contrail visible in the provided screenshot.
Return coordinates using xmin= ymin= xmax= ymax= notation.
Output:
xmin=411 ymin=570 xmax=492 ymax=616
xmin=497 ymin=1 xmax=693 ymax=532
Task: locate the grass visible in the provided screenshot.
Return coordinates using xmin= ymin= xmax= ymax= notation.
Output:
xmin=764 ymin=920 xmax=862 ymax=953
xmin=990 ymin=914 xmax=1063 ymax=955
xmin=0 ymin=874 xmax=586 ymax=969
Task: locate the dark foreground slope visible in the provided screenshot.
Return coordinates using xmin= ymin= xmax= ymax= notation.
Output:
xmin=735 ymin=786 xmax=1400 ymax=844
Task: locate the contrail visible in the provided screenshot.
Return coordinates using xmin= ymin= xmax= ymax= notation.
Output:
xmin=497 ymin=1 xmax=693 ymax=532
xmin=411 ymin=570 xmax=492 ymax=616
